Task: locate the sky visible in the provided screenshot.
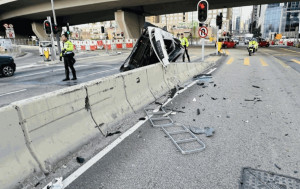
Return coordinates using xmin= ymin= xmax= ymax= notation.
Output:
xmin=241 ymin=6 xmax=253 ymax=22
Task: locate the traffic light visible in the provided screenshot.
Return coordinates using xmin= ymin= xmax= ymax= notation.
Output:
xmin=197 ymin=0 xmax=208 ymax=23
xmin=44 ymin=20 xmax=51 ymax=34
xmin=101 ymin=26 xmax=105 ymax=33
xmin=52 ymin=24 xmax=59 ymax=34
xmin=216 ymin=13 xmax=223 ymax=29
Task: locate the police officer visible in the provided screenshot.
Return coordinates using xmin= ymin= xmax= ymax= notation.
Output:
xmin=60 ymin=33 xmax=77 ymax=81
xmin=180 ymin=33 xmax=190 ymax=62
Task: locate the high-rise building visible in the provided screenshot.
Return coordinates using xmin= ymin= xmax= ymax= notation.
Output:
xmin=284 ymin=2 xmax=300 ymax=37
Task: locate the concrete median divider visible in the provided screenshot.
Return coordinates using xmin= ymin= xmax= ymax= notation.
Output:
xmin=146 ymin=64 xmax=170 ymax=99
xmin=85 ymin=74 xmax=134 ymax=135
xmin=12 ymin=84 xmax=100 ymax=175
xmin=0 ymin=56 xmax=222 ymax=188
xmin=0 ymin=105 xmax=41 ymax=189
xmin=121 ymin=68 xmax=156 ymax=112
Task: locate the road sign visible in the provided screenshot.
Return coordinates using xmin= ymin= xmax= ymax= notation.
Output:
xmin=5 ymin=28 xmax=15 ymax=39
xmin=9 ymin=24 xmax=13 ymax=28
xmin=3 ymin=23 xmax=8 ymax=28
xmin=198 ymin=26 xmax=208 ymax=38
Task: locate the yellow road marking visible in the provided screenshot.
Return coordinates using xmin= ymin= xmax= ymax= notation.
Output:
xmin=226 ymin=57 xmax=234 ymax=65
xmin=244 ymin=57 xmax=250 ymax=66
xmin=260 ymin=58 xmax=268 ymax=66
xmin=225 ymin=50 xmax=230 ymax=55
xmin=274 ymin=57 xmax=290 ymax=68
xmin=282 ymin=48 xmax=300 ymax=54
xmin=291 ymin=59 xmax=300 ymax=65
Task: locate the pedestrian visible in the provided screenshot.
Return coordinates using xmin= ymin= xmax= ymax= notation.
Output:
xmin=180 ymin=33 xmax=190 ymax=62
xmin=60 ymin=33 xmax=77 ymax=81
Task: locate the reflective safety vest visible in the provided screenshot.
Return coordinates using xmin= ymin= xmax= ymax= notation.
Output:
xmin=60 ymin=40 xmax=74 ymax=57
xmin=180 ymin=37 xmax=189 ymax=47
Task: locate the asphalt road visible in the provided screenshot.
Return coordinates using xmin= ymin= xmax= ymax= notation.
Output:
xmin=0 ymin=46 xmax=215 ymax=107
xmin=65 ymin=46 xmax=300 ymax=189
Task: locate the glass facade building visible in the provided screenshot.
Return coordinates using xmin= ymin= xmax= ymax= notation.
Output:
xmin=262 ymin=4 xmax=286 ymax=38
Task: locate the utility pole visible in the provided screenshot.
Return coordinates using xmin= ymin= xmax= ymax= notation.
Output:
xmin=47 ymin=16 xmax=56 ymax=61
xmin=51 ymin=0 xmax=61 ymax=56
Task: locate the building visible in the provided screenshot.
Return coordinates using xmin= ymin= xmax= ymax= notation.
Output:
xmin=284 ymin=2 xmax=300 ymax=37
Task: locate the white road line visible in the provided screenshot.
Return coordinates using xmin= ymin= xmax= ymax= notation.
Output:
xmin=207 ymin=68 xmax=217 ymax=74
xmin=0 ymin=89 xmax=27 ymax=97
xmin=77 ymin=68 xmax=119 ymax=79
xmin=62 ymin=74 xmax=199 ymax=188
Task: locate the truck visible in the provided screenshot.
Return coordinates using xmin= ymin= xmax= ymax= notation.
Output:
xmin=244 ymin=33 xmax=254 ymax=44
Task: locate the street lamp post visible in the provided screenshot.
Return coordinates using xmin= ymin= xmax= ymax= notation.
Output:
xmin=51 ymin=0 xmax=61 ymax=56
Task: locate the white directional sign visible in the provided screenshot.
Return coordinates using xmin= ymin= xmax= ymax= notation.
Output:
xmin=198 ymin=26 xmax=208 ymax=38
xmin=3 ymin=23 xmax=8 ymax=28
xmin=9 ymin=24 xmax=13 ymax=28
xmin=6 ymin=28 xmax=15 ymax=39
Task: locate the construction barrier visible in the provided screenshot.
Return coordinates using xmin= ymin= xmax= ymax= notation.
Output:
xmin=104 ymin=40 xmax=111 ymax=50
xmin=126 ymin=39 xmax=133 ymax=48
xmin=97 ymin=40 xmax=104 ymax=49
xmin=116 ymin=39 xmax=123 ymax=49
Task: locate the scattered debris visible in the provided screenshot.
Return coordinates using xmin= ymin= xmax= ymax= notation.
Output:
xmin=139 ymin=117 xmax=146 ymax=121
xmin=193 ymin=73 xmax=212 ymax=80
xmin=171 ymin=112 xmax=177 ymax=115
xmin=285 ymin=134 xmax=289 ymax=136
xmin=34 ymin=182 xmax=40 ymax=187
xmin=274 ymin=164 xmax=282 ymax=170
xmin=197 ymin=82 xmax=205 ymax=86
xmin=214 ymin=84 xmax=217 ymax=87
xmin=209 ymin=81 xmax=214 ymax=83
xmin=245 ymin=97 xmax=262 ymax=103
xmin=155 ymin=102 xmax=163 ymax=105
xmin=136 ymin=77 xmax=140 ymax=83
xmin=193 ymin=98 xmax=197 ymax=102
xmin=226 ymin=115 xmax=230 ymax=118
xmin=223 ymin=97 xmax=227 ymax=100
xmin=178 ymin=87 xmax=184 ymax=90
xmin=169 ymin=87 xmax=177 ymax=98
xmin=163 ymin=111 xmax=173 ymax=117
xmin=252 ymin=85 xmax=260 ymax=88
xmin=189 ymin=126 xmax=215 ymax=137
xmin=217 ymin=115 xmax=221 ymax=118
xmin=76 ymin=157 xmax=85 ymax=164
xmin=43 ymin=177 xmax=63 ymax=189
xmin=62 ymin=165 xmax=67 ymax=169
xmin=193 ymin=119 xmax=196 ymax=121
xmin=244 ymin=120 xmax=249 ymax=123
xmin=199 ymin=94 xmax=204 ymax=97
xmin=182 ymin=106 xmax=185 ymax=109
xmin=211 ymin=97 xmax=218 ymax=100
xmin=106 ymin=131 xmax=121 ymax=137
xmin=202 ymin=86 xmax=208 ymax=88
xmin=197 ymin=109 xmax=201 ymax=115
xmin=294 ymin=171 xmax=298 ymax=174
xmin=202 ymin=108 xmax=205 ymax=111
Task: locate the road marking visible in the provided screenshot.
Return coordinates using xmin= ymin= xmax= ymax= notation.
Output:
xmin=207 ymin=67 xmax=217 ymax=74
xmin=260 ymin=58 xmax=268 ymax=66
xmin=291 ymin=59 xmax=300 ymax=65
xmin=262 ymin=51 xmax=290 ymax=68
xmin=0 ymin=89 xmax=27 ymax=97
xmin=225 ymin=50 xmax=230 ymax=55
xmin=77 ymin=68 xmax=119 ymax=79
xmin=282 ymin=48 xmax=300 ymax=54
xmin=226 ymin=57 xmax=234 ymax=65
xmin=244 ymin=57 xmax=250 ymax=66
xmin=62 ymin=75 xmax=199 ymax=188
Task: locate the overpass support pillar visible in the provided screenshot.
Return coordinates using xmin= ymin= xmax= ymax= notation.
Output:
xmin=31 ymin=22 xmax=48 ymax=40
xmin=115 ymin=10 xmax=145 ymax=39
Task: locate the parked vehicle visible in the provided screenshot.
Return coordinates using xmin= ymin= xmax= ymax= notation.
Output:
xmin=120 ymin=25 xmax=184 ymax=72
xmin=233 ymin=38 xmax=239 ymax=45
xmin=258 ymin=39 xmax=270 ymax=47
xmin=0 ymin=55 xmax=16 ymax=77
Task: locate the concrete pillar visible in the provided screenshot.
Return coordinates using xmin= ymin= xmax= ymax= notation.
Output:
xmin=115 ymin=10 xmax=145 ymax=39
xmin=31 ymin=22 xmax=48 ymax=40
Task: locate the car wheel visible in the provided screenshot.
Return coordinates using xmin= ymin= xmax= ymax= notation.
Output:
xmin=234 ymin=44 xmax=236 ymax=48
xmin=2 ymin=65 xmax=14 ymax=77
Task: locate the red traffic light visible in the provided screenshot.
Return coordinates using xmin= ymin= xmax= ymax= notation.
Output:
xmin=199 ymin=3 xmax=205 ymax=9
xmin=45 ymin=22 xmax=50 ymax=27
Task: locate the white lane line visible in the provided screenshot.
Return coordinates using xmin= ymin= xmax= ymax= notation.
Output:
xmin=0 ymin=89 xmax=27 ymax=97
xmin=77 ymin=68 xmax=119 ymax=79
xmin=62 ymin=74 xmax=199 ymax=188
xmin=207 ymin=67 xmax=217 ymax=74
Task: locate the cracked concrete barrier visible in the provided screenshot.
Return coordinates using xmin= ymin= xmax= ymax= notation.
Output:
xmin=12 ymin=84 xmax=99 ymax=174
xmin=121 ymin=67 xmax=156 ymax=112
xmin=0 ymin=105 xmax=40 ymax=189
xmin=163 ymin=63 xmax=182 ymax=88
xmin=146 ymin=64 xmax=170 ymax=99
xmin=85 ymin=74 xmax=134 ymax=135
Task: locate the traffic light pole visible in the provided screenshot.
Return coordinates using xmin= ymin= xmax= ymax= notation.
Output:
xmin=47 ymin=16 xmax=56 ymax=61
xmin=51 ymin=0 xmax=61 ymax=56
xmin=216 ymin=28 xmax=218 ymax=55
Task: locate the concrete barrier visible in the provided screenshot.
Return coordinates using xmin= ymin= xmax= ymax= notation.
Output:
xmin=12 ymin=84 xmax=99 ymax=172
xmin=86 ymin=74 xmax=134 ymax=135
xmin=146 ymin=64 xmax=170 ymax=99
xmin=121 ymin=68 xmax=156 ymax=112
xmin=163 ymin=64 xmax=181 ymax=88
xmin=0 ymin=105 xmax=40 ymax=189
xmin=176 ymin=63 xmax=191 ymax=84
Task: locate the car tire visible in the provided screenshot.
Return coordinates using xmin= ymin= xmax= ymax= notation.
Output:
xmin=234 ymin=44 xmax=236 ymax=48
xmin=266 ymin=44 xmax=269 ymax=47
xmin=1 ymin=65 xmax=14 ymax=77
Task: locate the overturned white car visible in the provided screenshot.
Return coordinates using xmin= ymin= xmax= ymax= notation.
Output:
xmin=120 ymin=26 xmax=184 ymax=72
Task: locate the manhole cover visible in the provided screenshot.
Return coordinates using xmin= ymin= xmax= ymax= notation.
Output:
xmin=240 ymin=167 xmax=300 ymax=189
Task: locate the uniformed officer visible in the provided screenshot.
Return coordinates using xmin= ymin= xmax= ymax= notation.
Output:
xmin=60 ymin=33 xmax=77 ymax=81
xmin=180 ymin=33 xmax=191 ymax=62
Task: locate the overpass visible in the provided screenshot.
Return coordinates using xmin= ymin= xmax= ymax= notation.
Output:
xmin=0 ymin=0 xmax=293 ymax=39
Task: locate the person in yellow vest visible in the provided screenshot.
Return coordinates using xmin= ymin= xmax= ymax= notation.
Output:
xmin=180 ymin=33 xmax=190 ymax=62
xmin=60 ymin=33 xmax=77 ymax=81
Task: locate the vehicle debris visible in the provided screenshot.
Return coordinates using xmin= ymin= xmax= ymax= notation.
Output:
xmin=139 ymin=117 xmax=146 ymax=121
xmin=197 ymin=82 xmax=205 ymax=86
xmin=169 ymin=87 xmax=177 ymax=98
xmin=76 ymin=157 xmax=85 ymax=164
xmin=245 ymin=97 xmax=262 ymax=102
xmin=252 ymin=85 xmax=260 ymax=88
xmin=193 ymin=98 xmax=197 ymax=102
xmin=43 ymin=177 xmax=63 ymax=189
xmin=214 ymin=84 xmax=217 ymax=87
xmin=274 ymin=164 xmax=282 ymax=170
xmin=106 ymin=131 xmax=121 ymax=137
xmin=189 ymin=126 xmax=215 ymax=137
xmin=163 ymin=111 xmax=173 ymax=117
xmin=120 ymin=23 xmax=184 ymax=72
xmin=211 ymin=97 xmax=218 ymax=100
xmin=197 ymin=109 xmax=201 ymax=115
